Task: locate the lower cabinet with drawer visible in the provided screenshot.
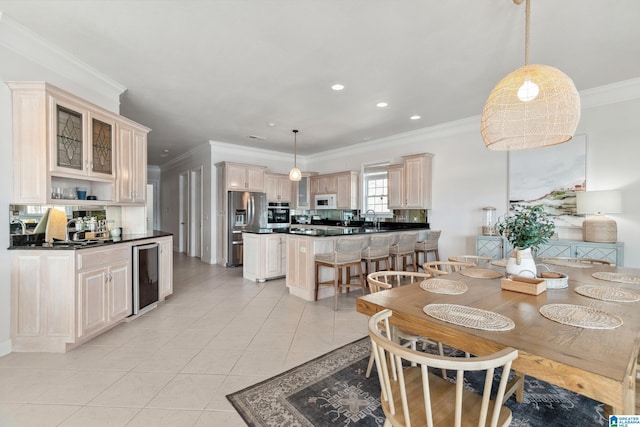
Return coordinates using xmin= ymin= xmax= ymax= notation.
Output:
xmin=77 ymin=246 xmax=131 ymax=339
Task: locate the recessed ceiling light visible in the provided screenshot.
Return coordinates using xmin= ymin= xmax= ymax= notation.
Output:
xmin=376 ymin=102 xmax=388 ymax=108
xmin=163 ymin=149 xmax=169 ymax=153
xmin=410 ymin=115 xmax=421 ymax=120
xmin=331 ymin=83 xmax=345 ymax=91
xmin=267 ymin=123 xmax=276 ymax=127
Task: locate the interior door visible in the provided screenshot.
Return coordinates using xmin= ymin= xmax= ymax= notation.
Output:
xmin=179 ymin=172 xmax=189 ymax=253
xmin=189 ymin=167 xmax=202 ymax=258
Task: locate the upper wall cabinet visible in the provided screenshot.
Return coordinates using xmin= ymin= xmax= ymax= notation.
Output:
xmin=387 ymin=153 xmax=433 ymax=209
xmin=387 ymin=164 xmax=404 ymax=209
xmin=49 ymin=95 xmax=116 ymax=180
xmin=8 ymin=82 xmax=150 ymax=205
xmin=218 ymin=162 xmax=266 ymax=193
xmin=310 ymin=171 xmax=359 ymax=210
xmin=265 ymin=173 xmax=293 ymax=203
xmin=116 ymin=122 xmax=148 ymax=204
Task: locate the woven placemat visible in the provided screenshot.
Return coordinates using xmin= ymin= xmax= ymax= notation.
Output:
xmin=539 ymin=258 xmax=594 ymax=268
xmin=592 ymin=272 xmax=640 ymax=284
xmin=539 ymin=304 xmax=623 ymax=329
xmin=490 ymin=259 xmax=508 ymax=268
xmin=459 ymin=268 xmax=503 ymax=279
xmin=419 ymin=278 xmax=468 ymax=295
xmin=423 ymin=304 xmax=515 ymax=331
xmin=574 ymin=285 xmax=640 ymax=303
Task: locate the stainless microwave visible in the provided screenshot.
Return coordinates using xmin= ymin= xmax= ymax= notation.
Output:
xmin=314 ymin=194 xmax=337 ymax=209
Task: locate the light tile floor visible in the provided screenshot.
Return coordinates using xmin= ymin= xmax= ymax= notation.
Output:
xmin=0 ymin=252 xmax=369 ymax=426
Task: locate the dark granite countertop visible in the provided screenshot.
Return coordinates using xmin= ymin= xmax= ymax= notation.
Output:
xmin=8 ymin=230 xmax=173 ymax=250
xmin=243 ymin=225 xmax=429 ymax=237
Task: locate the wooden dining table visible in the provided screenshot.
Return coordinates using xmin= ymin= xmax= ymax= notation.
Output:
xmin=356 ymin=262 xmax=640 ymax=415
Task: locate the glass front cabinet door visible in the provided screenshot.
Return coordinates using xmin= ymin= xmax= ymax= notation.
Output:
xmin=51 ymin=97 xmax=116 ymax=180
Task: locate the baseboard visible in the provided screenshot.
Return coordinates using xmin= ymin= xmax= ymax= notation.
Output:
xmin=0 ymin=338 xmax=11 ymax=357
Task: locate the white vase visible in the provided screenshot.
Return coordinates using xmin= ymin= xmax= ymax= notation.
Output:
xmin=506 ymin=247 xmax=537 ymax=277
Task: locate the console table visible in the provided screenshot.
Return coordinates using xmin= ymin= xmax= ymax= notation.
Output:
xmin=475 ymin=235 xmax=624 ymax=266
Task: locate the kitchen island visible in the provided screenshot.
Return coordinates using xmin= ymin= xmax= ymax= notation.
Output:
xmin=9 ymin=231 xmax=173 ymax=352
xmin=286 ymin=227 xmax=430 ymax=301
xmin=244 ymin=225 xmax=430 ymax=301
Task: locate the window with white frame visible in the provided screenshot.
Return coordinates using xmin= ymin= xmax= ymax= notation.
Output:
xmin=363 ymin=163 xmax=390 ymax=215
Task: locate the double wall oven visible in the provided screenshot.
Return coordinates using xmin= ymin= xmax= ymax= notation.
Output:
xmin=267 ymin=202 xmax=290 ymax=229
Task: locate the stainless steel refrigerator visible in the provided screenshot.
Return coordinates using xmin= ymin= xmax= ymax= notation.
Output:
xmin=227 ymin=191 xmax=267 ymax=267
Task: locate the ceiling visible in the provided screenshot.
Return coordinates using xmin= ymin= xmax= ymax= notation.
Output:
xmin=1 ymin=1 xmax=639 ymax=166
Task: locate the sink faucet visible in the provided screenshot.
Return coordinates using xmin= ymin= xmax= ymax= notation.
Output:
xmin=65 ymin=218 xmax=81 ymax=241
xmin=365 ymin=209 xmax=379 ymax=229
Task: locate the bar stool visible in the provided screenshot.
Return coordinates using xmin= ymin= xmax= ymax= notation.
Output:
xmin=415 ymin=230 xmax=441 ymax=270
xmin=389 ymin=232 xmax=419 ymax=271
xmin=361 ymin=234 xmax=393 ymax=276
xmin=315 ymin=237 xmax=365 ymax=310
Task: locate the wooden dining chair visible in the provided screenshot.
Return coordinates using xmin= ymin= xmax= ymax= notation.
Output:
xmin=366 ymin=271 xmax=446 ymax=379
xmin=448 ymin=255 xmax=493 ymax=266
xmin=369 ymin=309 xmax=518 ymax=427
xmin=542 ymin=256 xmax=612 ymax=266
xmin=423 ymin=260 xmax=474 ymax=277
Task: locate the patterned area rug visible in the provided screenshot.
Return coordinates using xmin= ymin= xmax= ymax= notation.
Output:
xmin=227 ymin=338 xmax=608 ymax=427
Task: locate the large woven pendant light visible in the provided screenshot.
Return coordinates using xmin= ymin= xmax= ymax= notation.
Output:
xmin=481 ymin=0 xmax=580 ymax=151
xmin=289 ymin=129 xmax=302 ymax=182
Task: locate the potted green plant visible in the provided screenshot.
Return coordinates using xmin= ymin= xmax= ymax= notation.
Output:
xmin=495 ymin=205 xmax=555 ymax=276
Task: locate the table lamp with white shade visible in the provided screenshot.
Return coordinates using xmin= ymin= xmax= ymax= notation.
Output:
xmin=576 ymin=190 xmax=622 ymax=243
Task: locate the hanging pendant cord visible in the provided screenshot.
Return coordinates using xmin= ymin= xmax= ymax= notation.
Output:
xmin=293 ymin=129 xmax=298 ymax=168
xmin=524 ymin=0 xmax=530 ymax=66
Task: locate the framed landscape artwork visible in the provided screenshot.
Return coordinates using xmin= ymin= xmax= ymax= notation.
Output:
xmin=508 ymin=134 xmax=587 ymax=230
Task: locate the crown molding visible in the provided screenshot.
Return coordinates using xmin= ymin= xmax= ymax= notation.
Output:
xmin=209 ymin=140 xmax=309 ymax=164
xmin=0 ymin=12 xmax=126 ymax=110
xmin=579 ymin=77 xmax=640 ymax=109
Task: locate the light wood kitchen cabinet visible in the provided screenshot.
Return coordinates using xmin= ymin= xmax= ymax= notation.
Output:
xmin=48 ymin=94 xmax=116 ymax=181
xmin=116 ymin=122 xmax=148 ymax=204
xmin=337 ymin=171 xmax=359 ymax=209
xmin=77 ymin=245 xmax=131 ymax=338
xmin=387 ymin=164 xmax=404 ymax=209
xmin=311 ymin=174 xmax=339 ymax=195
xmin=221 ymin=162 xmax=266 ymax=192
xmin=286 ymin=236 xmax=311 ymax=291
xmin=265 ymin=173 xmax=293 ymax=203
xmin=386 ymin=153 xmax=433 ymax=209
xmin=8 ymin=81 xmax=149 ymax=205
xmin=11 ymin=243 xmax=135 ymax=352
xmin=159 ymin=236 xmax=174 ymax=300
xmin=294 ymin=175 xmax=312 ymax=209
xmin=243 ymin=233 xmax=286 ymax=281
xmin=11 ymin=251 xmax=75 ymax=348
xmin=310 ymin=171 xmax=359 ymax=209
xmin=403 ymin=153 xmax=433 ymax=209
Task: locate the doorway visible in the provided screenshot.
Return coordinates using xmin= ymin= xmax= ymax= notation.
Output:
xmin=189 ymin=167 xmax=202 ymax=258
xmin=178 ymin=167 xmax=204 ymax=258
xmin=179 ymin=172 xmax=189 ymax=253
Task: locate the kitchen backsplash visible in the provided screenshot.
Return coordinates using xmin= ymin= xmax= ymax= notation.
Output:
xmin=290 ymin=208 xmax=428 ymax=223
